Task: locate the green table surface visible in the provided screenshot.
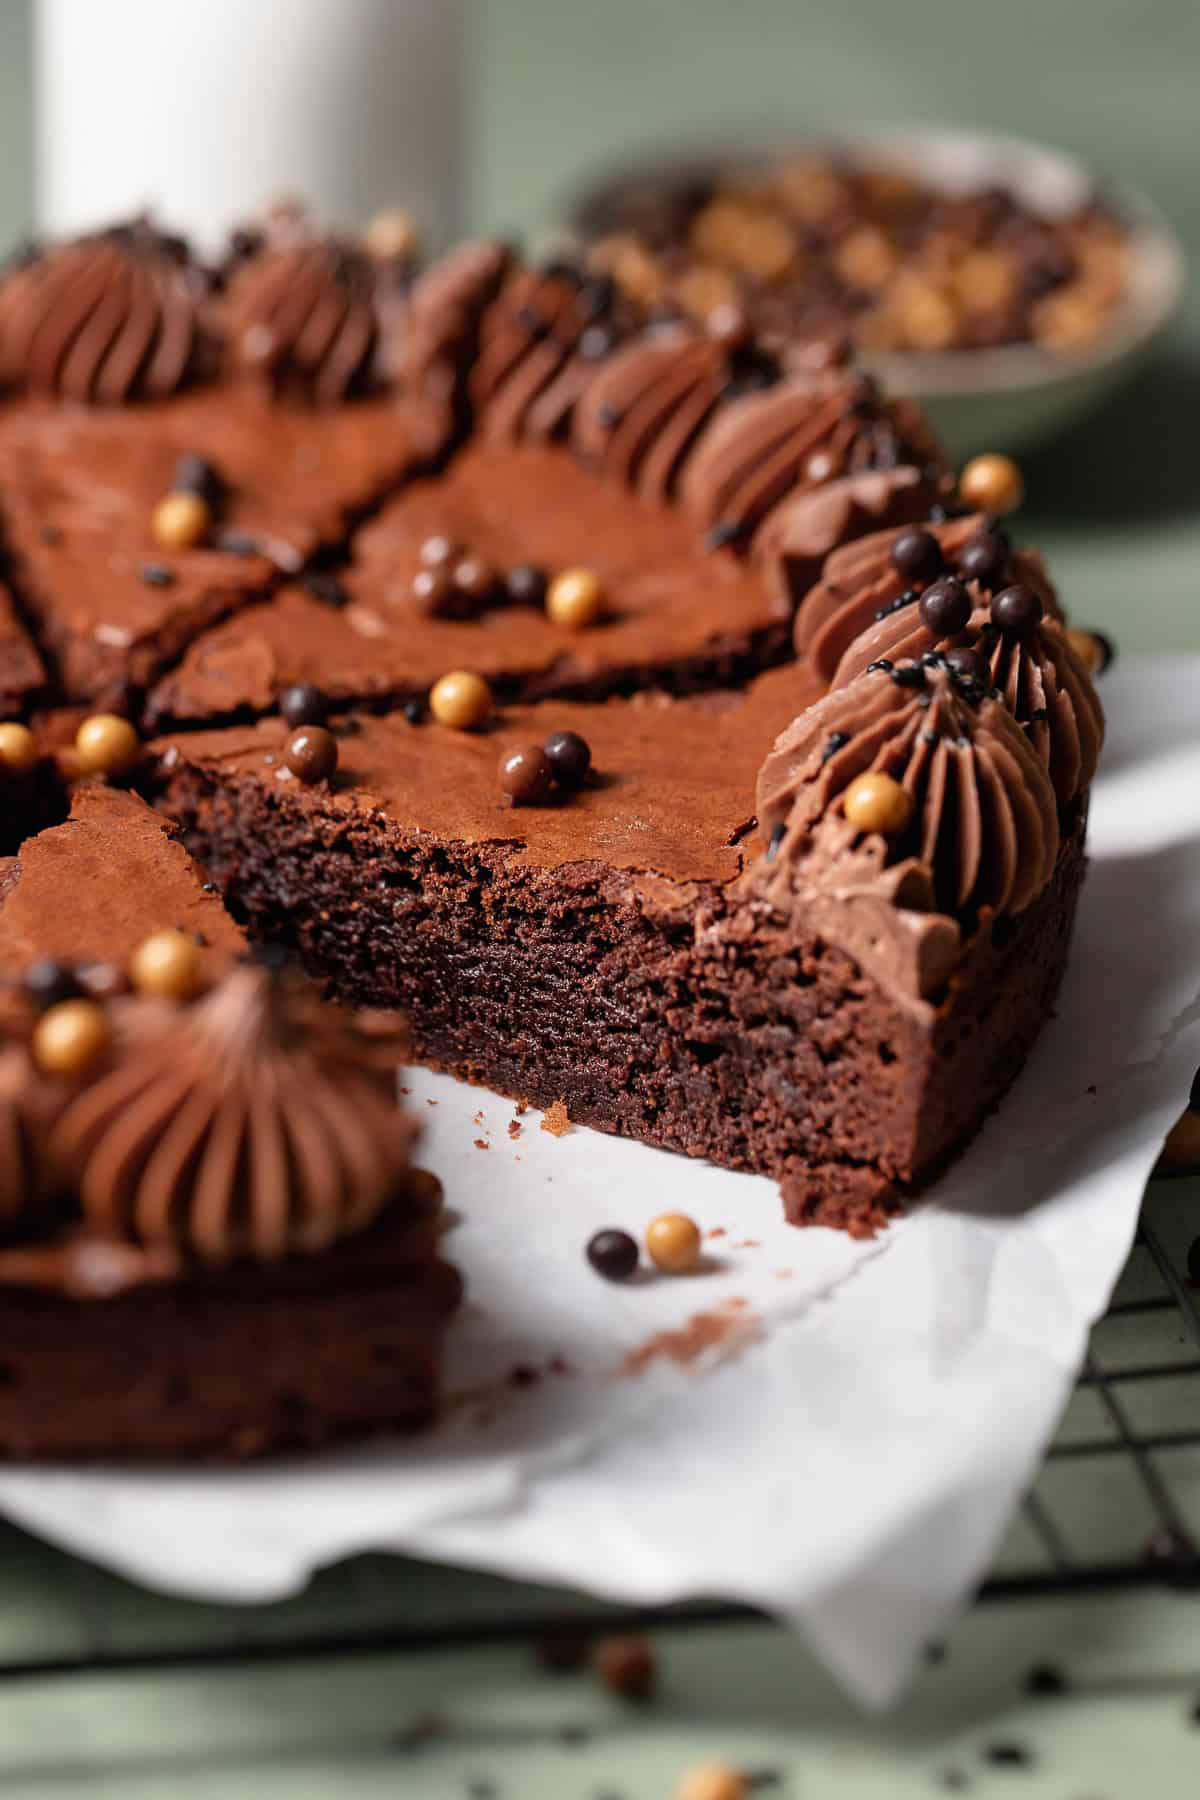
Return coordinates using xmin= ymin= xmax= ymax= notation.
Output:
xmin=0 ymin=2 xmax=1198 ymax=1792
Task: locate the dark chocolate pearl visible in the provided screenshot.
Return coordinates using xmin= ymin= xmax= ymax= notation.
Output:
xmin=419 ymin=533 xmax=460 ymax=570
xmin=890 ymin=527 xmax=944 ymax=582
xmin=23 ymin=959 xmax=83 ymax=1013
xmin=991 ymin=583 xmax=1044 ymax=635
xmin=957 ymin=529 xmax=1009 ymax=588
xmin=284 ymin=725 xmax=338 ymax=784
xmin=543 ymin=729 xmax=591 ymax=790
xmin=411 ymin=565 xmax=454 ymax=616
xmin=498 ymin=744 xmax=556 ymax=806
xmin=944 ymin=646 xmax=991 ymax=687
xmin=506 ymin=563 xmax=548 ymax=607
xmin=919 ymin=576 xmax=972 ymax=637
xmin=586 ymin=1228 xmax=639 ymax=1282
xmin=173 ymin=452 xmax=222 ymax=507
xmin=452 ymin=555 xmax=498 ymax=605
xmin=279 ymin=683 xmax=330 ymax=729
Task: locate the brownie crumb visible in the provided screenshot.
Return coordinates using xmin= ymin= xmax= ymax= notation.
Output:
xmin=983 ymin=1742 xmax=1033 ymax=1768
xmin=593 ymin=1633 xmax=656 ymax=1700
xmin=515 ymin=1098 xmax=529 ymax=1116
xmin=473 ymin=1137 xmax=490 ymax=1151
xmin=541 ymin=1099 xmax=571 ymax=1137
xmin=1024 ymin=1661 xmax=1067 ymax=1696
xmin=507 ymin=1120 xmax=522 ymax=1139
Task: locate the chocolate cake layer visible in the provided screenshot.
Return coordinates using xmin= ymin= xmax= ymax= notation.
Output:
xmin=0 ymin=390 xmax=435 ymax=709
xmin=149 ymin=443 xmax=794 ymax=724
xmin=0 ymin=1206 xmax=462 ymax=1458
xmin=155 ymin=680 xmax=1086 ymax=1229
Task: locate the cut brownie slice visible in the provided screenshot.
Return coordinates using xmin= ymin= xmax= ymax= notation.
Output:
xmin=0 ymin=389 xmax=433 ymax=710
xmin=155 ymin=664 xmax=1086 ymax=1231
xmin=0 ymin=782 xmax=245 ymax=992
xmin=149 ymin=442 xmax=793 ymax=722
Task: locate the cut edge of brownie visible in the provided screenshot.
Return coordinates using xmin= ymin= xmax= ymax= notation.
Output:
xmin=157 ymin=750 xmax=1087 ymax=1237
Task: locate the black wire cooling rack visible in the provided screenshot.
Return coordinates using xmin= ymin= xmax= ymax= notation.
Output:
xmin=0 ymin=1177 xmax=1195 ymax=1689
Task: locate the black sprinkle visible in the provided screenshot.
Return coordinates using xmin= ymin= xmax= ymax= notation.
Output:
xmin=1029 ymin=706 xmax=1049 ymax=722
xmin=579 ymin=273 xmax=617 ymax=318
xmin=983 ymin=1742 xmax=1033 ymax=1768
xmin=891 ymin=663 xmax=928 ymax=688
xmin=922 ymin=650 xmax=947 ymax=668
xmin=866 ymin=658 xmax=894 ymax=674
xmin=515 ymin=303 xmax=549 ymax=338
xmin=216 ymin=529 xmax=260 ymax=557
xmin=139 ymin=561 xmax=175 ymax=587
xmin=596 ymin=402 xmax=622 ymax=429
xmin=922 ymin=726 xmax=939 ymax=743
xmin=201 ymin=881 xmax=218 ymax=894
xmin=579 ymin=324 xmax=616 ymax=361
xmin=303 ymin=572 xmax=349 ymax=609
xmin=1024 ymin=1661 xmax=1068 ymax=1697
xmin=765 ymin=821 xmax=787 ymax=863
xmin=924 ymin=1641 xmax=948 ymax=1666
xmin=559 ymin=1724 xmax=590 ymax=1748
xmin=402 ymin=698 xmax=425 ymax=725
xmin=821 ymin=731 xmax=849 ymax=763
xmin=874 ymin=588 xmax=920 ymax=620
xmin=706 ymin=519 xmax=749 ymax=551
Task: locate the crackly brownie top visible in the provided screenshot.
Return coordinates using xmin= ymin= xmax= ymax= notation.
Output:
xmin=155 ymin=663 xmax=822 ymax=889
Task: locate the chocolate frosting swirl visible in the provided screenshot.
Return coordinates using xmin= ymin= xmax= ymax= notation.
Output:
xmin=758 ymin=661 xmax=1060 ymax=922
xmin=223 ymin=234 xmax=400 ymax=405
xmin=49 ymin=964 xmax=418 ymax=1265
xmin=0 ymin=1043 xmax=57 ymax=1234
xmin=833 ymin=603 xmax=1104 ymax=809
xmin=571 ymin=326 xmax=729 ymax=503
xmin=391 ymin=239 xmax=511 ymax=415
xmin=470 ymin=263 xmax=642 ymax=443
xmin=679 ymin=373 xmax=945 ymax=551
xmin=795 ymin=513 xmax=1061 ymax=680
xmin=0 ymin=222 xmax=210 ymax=403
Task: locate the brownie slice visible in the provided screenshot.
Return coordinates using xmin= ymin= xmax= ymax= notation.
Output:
xmin=149 ymin=442 xmax=793 ymax=724
xmin=155 ymin=669 xmax=1086 ymax=1231
xmin=0 ymin=782 xmax=245 ymax=992
xmin=0 ymin=388 xmax=435 ymax=711
xmin=0 ymin=1201 xmax=461 ymax=1459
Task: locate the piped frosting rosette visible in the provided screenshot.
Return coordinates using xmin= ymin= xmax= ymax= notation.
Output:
xmin=752 ymin=658 xmax=1061 ymax=1003
xmin=0 ymin=220 xmax=212 ymax=403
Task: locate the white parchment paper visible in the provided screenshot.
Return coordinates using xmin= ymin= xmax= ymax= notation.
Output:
xmin=0 ymin=656 xmax=1195 ymax=1709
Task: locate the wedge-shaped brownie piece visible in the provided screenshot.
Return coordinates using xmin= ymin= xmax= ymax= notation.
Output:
xmin=155 ymin=651 xmax=1092 ymax=1234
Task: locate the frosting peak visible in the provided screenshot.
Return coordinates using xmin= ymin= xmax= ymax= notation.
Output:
xmin=0 ymin=221 xmax=211 ymax=403
xmin=757 ymin=660 xmax=1060 ymax=930
xmin=222 ymin=221 xmax=408 ymax=405
xmin=49 ymin=963 xmax=418 ymax=1265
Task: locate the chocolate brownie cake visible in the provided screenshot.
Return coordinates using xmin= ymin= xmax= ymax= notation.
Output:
xmin=0 ymin=207 xmax=1109 ymax=1457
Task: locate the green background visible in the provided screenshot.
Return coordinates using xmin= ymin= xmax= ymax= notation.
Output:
xmin=0 ymin=2 xmax=1197 ymax=1791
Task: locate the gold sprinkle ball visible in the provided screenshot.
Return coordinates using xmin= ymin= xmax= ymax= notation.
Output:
xmin=429 ymin=670 xmax=493 ymax=730
xmin=152 ymin=489 xmax=212 ymax=552
xmin=842 ymin=771 xmax=912 ymax=836
xmin=129 ymin=929 xmax=202 ymax=1001
xmin=364 ymin=207 xmax=419 ymax=261
xmin=32 ymin=998 xmax=110 ymax=1077
xmin=1065 ymin=627 xmax=1102 ymax=675
xmin=675 ymin=1764 xmax=748 ymax=1800
xmin=546 ymin=567 xmax=604 ymax=631
xmin=646 ymin=1211 xmax=703 ymax=1274
xmin=0 ymin=721 xmax=38 ymax=774
xmin=74 ymin=713 xmax=141 ymax=778
xmin=958 ymin=452 xmax=1024 ymax=518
